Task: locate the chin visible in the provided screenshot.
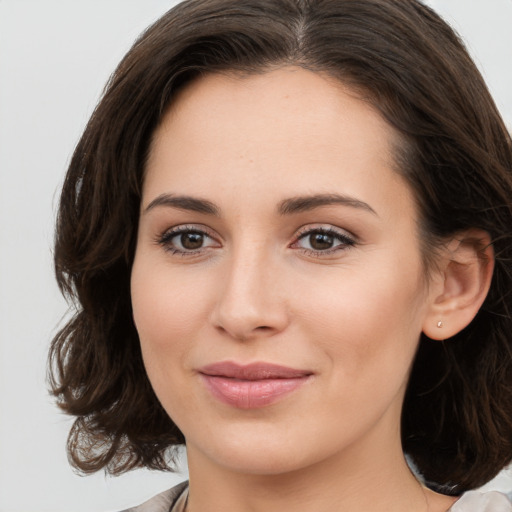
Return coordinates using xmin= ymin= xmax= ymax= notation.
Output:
xmin=205 ymin=446 xmax=315 ymax=476
xmin=185 ymin=422 xmax=343 ymax=477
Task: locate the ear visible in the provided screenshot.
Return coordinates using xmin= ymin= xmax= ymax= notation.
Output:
xmin=422 ymin=229 xmax=494 ymax=340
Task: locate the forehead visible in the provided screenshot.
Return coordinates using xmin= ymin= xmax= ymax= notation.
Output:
xmin=151 ymin=67 xmax=394 ymax=162
xmin=144 ymin=67 xmax=412 ymax=217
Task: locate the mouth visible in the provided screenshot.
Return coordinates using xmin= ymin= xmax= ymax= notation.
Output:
xmin=198 ymin=361 xmax=313 ymax=409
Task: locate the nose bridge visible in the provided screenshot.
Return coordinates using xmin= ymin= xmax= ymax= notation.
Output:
xmin=211 ymin=237 xmax=287 ymax=340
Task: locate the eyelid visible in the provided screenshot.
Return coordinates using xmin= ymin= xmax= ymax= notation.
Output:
xmin=290 ymin=224 xmax=357 ymax=255
xmin=294 ymin=223 xmax=356 ymax=239
xmin=159 ymin=223 xmax=219 ymax=239
xmin=156 ymin=224 xmax=222 ymax=254
xmin=155 ymin=223 xmax=356 ymax=257
xmin=293 ymin=224 xmax=357 ymax=242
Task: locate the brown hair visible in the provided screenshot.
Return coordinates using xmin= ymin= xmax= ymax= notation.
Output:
xmin=49 ymin=0 xmax=512 ymax=494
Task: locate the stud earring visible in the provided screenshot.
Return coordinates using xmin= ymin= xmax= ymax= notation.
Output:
xmin=437 ymin=321 xmax=443 ymax=328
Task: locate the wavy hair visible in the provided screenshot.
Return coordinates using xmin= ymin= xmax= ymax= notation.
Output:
xmin=49 ymin=0 xmax=512 ymax=494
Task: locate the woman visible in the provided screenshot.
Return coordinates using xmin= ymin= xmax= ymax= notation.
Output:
xmin=49 ymin=0 xmax=512 ymax=510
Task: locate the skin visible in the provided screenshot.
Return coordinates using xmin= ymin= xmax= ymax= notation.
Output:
xmin=131 ymin=67 xmax=459 ymax=512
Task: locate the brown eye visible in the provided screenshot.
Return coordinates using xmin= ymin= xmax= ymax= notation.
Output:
xmin=181 ymin=232 xmax=204 ymax=250
xmin=309 ymin=232 xmax=334 ymax=250
xmin=158 ymin=227 xmax=219 ymax=254
xmin=294 ymin=227 xmax=355 ymax=254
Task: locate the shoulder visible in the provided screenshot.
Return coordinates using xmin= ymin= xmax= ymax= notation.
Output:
xmin=120 ymin=481 xmax=189 ymax=512
xmin=450 ymin=490 xmax=512 ymax=512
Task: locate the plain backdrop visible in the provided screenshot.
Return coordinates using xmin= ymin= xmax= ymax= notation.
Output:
xmin=0 ymin=1 xmax=511 ymax=511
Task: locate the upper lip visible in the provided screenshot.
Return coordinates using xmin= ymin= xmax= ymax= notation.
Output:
xmin=198 ymin=361 xmax=313 ymax=380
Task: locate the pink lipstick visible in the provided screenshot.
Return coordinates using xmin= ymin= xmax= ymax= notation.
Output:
xmin=198 ymin=362 xmax=312 ymax=409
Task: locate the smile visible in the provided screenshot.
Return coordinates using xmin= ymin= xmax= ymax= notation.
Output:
xmin=198 ymin=362 xmax=313 ymax=409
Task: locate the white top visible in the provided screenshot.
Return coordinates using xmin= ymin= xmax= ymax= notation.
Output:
xmin=125 ymin=484 xmax=512 ymax=512
xmin=450 ymin=490 xmax=512 ymax=511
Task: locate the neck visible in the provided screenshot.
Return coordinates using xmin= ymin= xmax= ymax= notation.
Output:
xmin=184 ymin=426 xmax=454 ymax=512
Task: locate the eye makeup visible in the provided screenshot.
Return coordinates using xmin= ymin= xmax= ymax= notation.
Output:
xmin=155 ymin=222 xmax=357 ymax=259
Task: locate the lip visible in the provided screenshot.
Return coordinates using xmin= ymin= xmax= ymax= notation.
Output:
xmin=198 ymin=361 xmax=313 ymax=409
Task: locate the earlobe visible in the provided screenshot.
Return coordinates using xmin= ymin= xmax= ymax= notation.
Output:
xmin=423 ymin=229 xmax=494 ymax=341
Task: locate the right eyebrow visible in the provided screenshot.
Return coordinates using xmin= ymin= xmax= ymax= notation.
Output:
xmin=143 ymin=193 xmax=220 ymax=216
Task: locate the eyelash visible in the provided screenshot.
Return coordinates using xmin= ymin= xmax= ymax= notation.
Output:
xmin=156 ymin=225 xmax=218 ymax=256
xmin=156 ymin=225 xmax=356 ymax=257
xmin=291 ymin=226 xmax=356 ymax=257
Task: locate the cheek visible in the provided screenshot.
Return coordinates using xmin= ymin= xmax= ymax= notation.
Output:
xmin=131 ymin=257 xmax=211 ymax=344
xmin=131 ymin=258 xmax=212 ymax=421
xmin=294 ymin=259 xmax=427 ymax=381
xmin=130 ymin=259 xmax=210 ymax=397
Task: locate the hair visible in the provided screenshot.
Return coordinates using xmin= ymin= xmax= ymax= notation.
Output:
xmin=49 ymin=0 xmax=512 ymax=495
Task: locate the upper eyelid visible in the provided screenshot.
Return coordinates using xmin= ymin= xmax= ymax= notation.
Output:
xmin=293 ymin=224 xmax=356 ymax=240
xmin=159 ymin=223 xmax=354 ymax=236
xmin=156 ymin=223 xmax=357 ymax=247
xmin=290 ymin=225 xmax=358 ymax=254
xmin=157 ymin=225 xmax=221 ymax=255
xmin=157 ymin=224 xmax=221 ymax=249
xmin=161 ymin=224 xmax=218 ymax=238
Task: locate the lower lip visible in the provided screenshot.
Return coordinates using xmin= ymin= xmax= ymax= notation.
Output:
xmin=200 ymin=375 xmax=310 ymax=409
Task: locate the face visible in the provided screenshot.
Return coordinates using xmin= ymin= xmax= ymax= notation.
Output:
xmin=131 ymin=67 xmax=436 ymax=477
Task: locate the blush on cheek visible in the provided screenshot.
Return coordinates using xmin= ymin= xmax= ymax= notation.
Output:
xmin=133 ymin=270 xmax=198 ymax=336
xmin=303 ymin=271 xmax=423 ymax=376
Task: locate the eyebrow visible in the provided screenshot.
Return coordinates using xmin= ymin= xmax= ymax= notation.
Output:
xmin=278 ymin=194 xmax=377 ymax=216
xmin=144 ymin=193 xmax=220 ymax=216
xmin=143 ymin=192 xmax=377 ymax=217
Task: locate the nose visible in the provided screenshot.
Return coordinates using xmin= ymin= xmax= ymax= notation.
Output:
xmin=210 ymin=249 xmax=290 ymax=341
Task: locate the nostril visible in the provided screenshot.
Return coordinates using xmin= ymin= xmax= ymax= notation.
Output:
xmin=210 ymin=289 xmax=289 ymax=340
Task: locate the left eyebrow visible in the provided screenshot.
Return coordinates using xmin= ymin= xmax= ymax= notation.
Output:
xmin=278 ymin=193 xmax=377 ymax=216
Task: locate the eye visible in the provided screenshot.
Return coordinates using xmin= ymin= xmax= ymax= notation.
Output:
xmin=157 ymin=226 xmax=220 ymax=255
xmin=292 ymin=226 xmax=355 ymax=255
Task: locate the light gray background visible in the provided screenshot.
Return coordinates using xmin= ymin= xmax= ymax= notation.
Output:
xmin=0 ymin=1 xmax=511 ymax=511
